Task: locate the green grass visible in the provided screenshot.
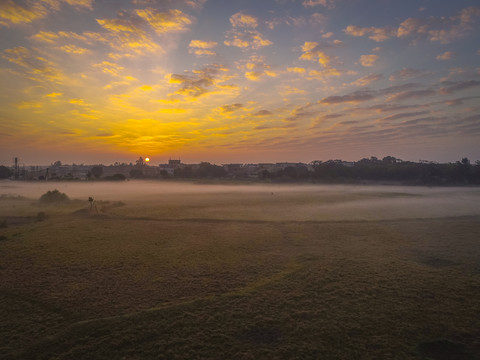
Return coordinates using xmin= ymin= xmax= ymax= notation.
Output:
xmin=0 ymin=185 xmax=479 ymax=359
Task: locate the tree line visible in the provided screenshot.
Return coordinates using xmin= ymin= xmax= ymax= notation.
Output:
xmin=258 ymin=157 xmax=480 ymax=185
xmin=170 ymin=157 xmax=480 ymax=185
xmin=1 ymin=156 xmax=480 ymax=185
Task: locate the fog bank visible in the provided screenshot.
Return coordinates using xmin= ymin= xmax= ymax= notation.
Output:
xmin=1 ymin=180 xmax=479 ymax=221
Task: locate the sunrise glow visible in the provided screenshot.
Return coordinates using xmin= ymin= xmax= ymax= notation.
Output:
xmin=1 ymin=0 xmax=479 ymax=165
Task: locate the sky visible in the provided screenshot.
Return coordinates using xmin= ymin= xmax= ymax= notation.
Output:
xmin=1 ymin=0 xmax=479 ymax=166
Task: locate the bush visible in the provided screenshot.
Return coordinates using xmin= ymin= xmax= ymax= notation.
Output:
xmin=105 ymin=173 xmax=126 ymax=181
xmin=39 ymin=190 xmax=70 ymax=204
xmin=129 ymin=169 xmax=144 ymax=178
xmin=36 ymin=212 xmax=47 ymax=221
xmin=0 ymin=165 xmax=12 ymax=179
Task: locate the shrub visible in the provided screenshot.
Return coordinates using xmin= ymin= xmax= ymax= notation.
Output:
xmin=0 ymin=165 xmax=12 ymax=179
xmin=39 ymin=190 xmax=70 ymax=204
xmin=105 ymin=173 xmax=126 ymax=181
xmin=36 ymin=212 xmax=47 ymax=221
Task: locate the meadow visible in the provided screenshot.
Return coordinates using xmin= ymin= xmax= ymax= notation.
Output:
xmin=1 ymin=181 xmax=479 ymax=359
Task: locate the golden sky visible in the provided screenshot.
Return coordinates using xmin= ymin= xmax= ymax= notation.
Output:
xmin=1 ymin=0 xmax=480 ymax=165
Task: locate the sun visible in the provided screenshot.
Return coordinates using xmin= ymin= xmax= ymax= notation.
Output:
xmin=145 ymin=157 xmax=150 ymax=163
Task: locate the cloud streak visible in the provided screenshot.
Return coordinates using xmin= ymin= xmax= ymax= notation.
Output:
xmin=319 ymin=90 xmax=376 ymax=104
xmin=345 ymin=6 xmax=480 ymax=44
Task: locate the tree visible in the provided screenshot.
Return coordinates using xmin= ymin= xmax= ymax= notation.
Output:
xmin=39 ymin=190 xmax=69 ymax=204
xmin=0 ymin=166 xmax=12 ymax=179
xmin=105 ymin=173 xmax=126 ymax=181
xmin=174 ymin=166 xmax=193 ymax=178
xmin=129 ymin=169 xmax=144 ymax=178
xmin=382 ymin=156 xmax=397 ymax=164
xmin=197 ymin=162 xmax=227 ymax=177
xmin=452 ymin=157 xmax=473 ymax=183
xmin=259 ymin=169 xmax=272 ymax=180
xmin=90 ymin=166 xmax=103 ymax=179
xmin=159 ymin=170 xmax=170 ymax=178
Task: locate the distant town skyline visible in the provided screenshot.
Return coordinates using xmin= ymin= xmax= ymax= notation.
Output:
xmin=1 ymin=0 xmax=480 ymax=165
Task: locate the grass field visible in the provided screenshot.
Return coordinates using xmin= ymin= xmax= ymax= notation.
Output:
xmin=1 ymin=181 xmax=480 ymax=359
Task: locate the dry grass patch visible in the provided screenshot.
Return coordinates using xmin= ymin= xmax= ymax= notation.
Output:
xmin=1 ymin=185 xmax=479 ymax=359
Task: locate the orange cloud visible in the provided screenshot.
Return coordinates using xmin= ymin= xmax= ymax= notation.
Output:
xmin=184 ymin=0 xmax=208 ymax=9
xmin=31 ymin=31 xmax=59 ymax=43
xmin=436 ymin=51 xmax=455 ymax=60
xmin=242 ymin=57 xmax=278 ymax=81
xmin=189 ymin=40 xmax=218 ymax=48
xmin=96 ymin=18 xmax=141 ymax=33
xmin=350 ymin=6 xmax=480 ymax=44
xmin=17 ymin=100 xmax=43 ymax=109
xmin=218 ymin=103 xmax=244 ymax=114
xmin=279 ymin=85 xmax=307 ymax=96
xmin=169 ymin=65 xmax=225 ymax=98
xmin=359 ymin=54 xmax=379 ymax=67
xmin=0 ymin=0 xmax=194 ymax=35
xmin=46 ymin=92 xmax=63 ymax=98
xmin=245 ymin=71 xmax=262 ymax=81
xmin=59 ymin=44 xmax=90 ymax=54
xmin=302 ymin=0 xmax=337 ymax=8
xmin=225 ymin=12 xmax=271 ymax=50
xmin=344 ymin=25 xmax=395 ymax=42
xmin=135 ymin=8 xmax=193 ymax=34
xmin=0 ymin=0 xmax=48 ymax=26
xmin=287 ymin=67 xmax=306 ymax=74
xmin=93 ymin=61 xmax=125 ymax=77
xmin=397 ymin=18 xmax=427 ymax=38
xmin=308 ymin=68 xmax=341 ymax=80
xmin=96 ymin=15 xmax=161 ymax=55
xmin=351 ymin=74 xmax=383 ymax=87
xmin=31 ymin=30 xmax=90 ymax=43
xmin=3 ymin=46 xmax=64 ymax=83
xmin=224 ymin=29 xmax=272 ymax=49
xmin=69 ymin=98 xmax=88 ymax=106
xmin=61 ymin=0 xmax=93 ymax=10
xmin=299 ymin=42 xmax=331 ymax=67
xmin=193 ymin=49 xmax=216 ymax=56
xmin=189 ymin=40 xmax=218 ymax=57
xmin=229 ymin=12 xmax=258 ymax=28
xmin=224 ymin=37 xmax=249 ymax=48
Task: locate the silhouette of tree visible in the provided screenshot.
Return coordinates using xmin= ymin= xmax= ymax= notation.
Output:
xmin=39 ymin=190 xmax=69 ymax=204
xmin=129 ymin=169 xmax=144 ymax=178
xmin=159 ymin=170 xmax=170 ymax=178
xmin=382 ymin=156 xmax=398 ymax=164
xmin=0 ymin=166 xmax=12 ymax=179
xmin=90 ymin=166 xmax=103 ymax=179
xmin=259 ymin=169 xmax=272 ymax=180
xmin=174 ymin=165 xmax=193 ymax=178
xmin=197 ymin=162 xmax=226 ymax=177
xmin=105 ymin=173 xmax=126 ymax=181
